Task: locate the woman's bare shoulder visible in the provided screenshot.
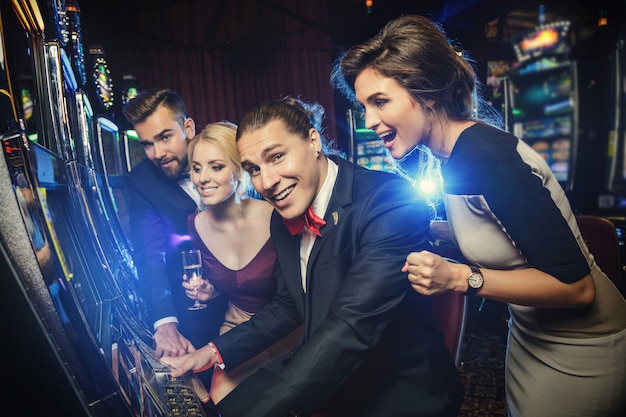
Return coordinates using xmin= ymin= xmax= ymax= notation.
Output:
xmin=244 ymin=197 xmax=274 ymax=219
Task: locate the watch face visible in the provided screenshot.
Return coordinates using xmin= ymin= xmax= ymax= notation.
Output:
xmin=468 ymin=273 xmax=483 ymax=289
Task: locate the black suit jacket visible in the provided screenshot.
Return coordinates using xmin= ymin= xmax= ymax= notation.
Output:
xmin=214 ymin=157 xmax=462 ymax=417
xmin=124 ymin=159 xmax=226 ymax=346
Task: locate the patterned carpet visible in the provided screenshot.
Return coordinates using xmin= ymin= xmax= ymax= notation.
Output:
xmin=457 ymin=299 xmax=509 ymax=417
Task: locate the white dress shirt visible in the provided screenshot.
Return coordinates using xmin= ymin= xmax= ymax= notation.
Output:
xmin=300 ymin=159 xmax=338 ymax=291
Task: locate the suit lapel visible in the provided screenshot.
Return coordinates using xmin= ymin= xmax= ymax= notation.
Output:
xmin=272 ymin=210 xmax=304 ymax=289
xmin=306 ymin=157 xmax=353 ymax=280
xmin=143 ymin=159 xmax=195 ymax=204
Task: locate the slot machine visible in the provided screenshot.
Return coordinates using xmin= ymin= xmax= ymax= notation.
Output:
xmin=503 ymin=12 xmax=623 ymax=217
xmin=597 ymin=38 xmax=626 ymax=274
xmin=503 ymin=21 xmax=578 ymax=193
xmin=120 ymin=73 xmax=145 ymax=173
xmin=346 ymin=108 xmax=395 ymax=172
xmin=86 ymin=44 xmax=133 ymax=240
xmin=121 ymin=128 xmax=147 ymax=172
xmin=1 ymin=1 xmax=210 ymax=416
xmin=94 ymin=114 xmax=133 ymax=240
xmin=599 ymin=40 xmax=626 ymax=216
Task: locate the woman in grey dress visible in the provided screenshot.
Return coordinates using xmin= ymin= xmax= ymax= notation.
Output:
xmin=332 ymin=14 xmax=626 ymax=417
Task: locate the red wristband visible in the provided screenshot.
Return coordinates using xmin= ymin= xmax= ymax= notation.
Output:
xmin=208 ymin=342 xmax=225 ymax=369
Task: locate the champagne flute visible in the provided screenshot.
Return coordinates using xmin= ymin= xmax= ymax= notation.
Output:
xmin=182 ymin=249 xmax=207 ymax=310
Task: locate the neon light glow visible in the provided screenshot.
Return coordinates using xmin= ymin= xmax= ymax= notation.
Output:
xmin=520 ymin=28 xmax=559 ymax=52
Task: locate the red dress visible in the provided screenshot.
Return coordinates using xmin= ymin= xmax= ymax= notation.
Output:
xmin=187 ymin=212 xmax=301 ymax=403
xmin=189 ymin=212 xmax=277 ymax=314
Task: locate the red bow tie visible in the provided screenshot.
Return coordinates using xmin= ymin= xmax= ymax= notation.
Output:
xmin=283 ymin=206 xmax=326 ymax=237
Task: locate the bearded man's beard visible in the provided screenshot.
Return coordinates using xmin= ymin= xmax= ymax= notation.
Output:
xmin=154 ymin=154 xmax=189 ymax=179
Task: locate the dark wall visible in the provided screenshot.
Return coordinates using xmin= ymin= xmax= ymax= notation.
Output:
xmin=77 ymin=0 xmax=625 ymax=153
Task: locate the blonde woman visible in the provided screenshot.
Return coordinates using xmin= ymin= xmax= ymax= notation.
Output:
xmin=183 ymin=122 xmax=301 ymax=405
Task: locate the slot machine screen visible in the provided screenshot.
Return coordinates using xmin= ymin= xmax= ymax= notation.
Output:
xmin=507 ymin=61 xmax=577 ymax=189
xmin=32 ymin=143 xmax=108 ymax=339
xmin=348 ymin=108 xmax=395 ymax=173
xmin=510 ymin=67 xmax=572 ymax=121
xmin=97 ymin=116 xmax=122 ymax=176
xmin=123 ymin=129 xmax=145 ymax=171
xmin=512 ymin=21 xmax=571 ymax=63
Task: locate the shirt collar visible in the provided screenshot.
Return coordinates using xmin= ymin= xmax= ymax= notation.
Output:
xmin=310 ymin=158 xmax=338 ymax=220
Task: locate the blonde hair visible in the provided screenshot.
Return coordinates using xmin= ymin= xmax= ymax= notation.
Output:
xmin=188 ymin=121 xmax=250 ymax=199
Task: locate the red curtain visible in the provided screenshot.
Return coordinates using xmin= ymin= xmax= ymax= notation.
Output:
xmin=115 ymin=0 xmax=338 ymax=139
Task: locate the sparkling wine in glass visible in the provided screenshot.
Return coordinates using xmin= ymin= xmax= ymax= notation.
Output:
xmin=182 ymin=249 xmax=207 ymax=310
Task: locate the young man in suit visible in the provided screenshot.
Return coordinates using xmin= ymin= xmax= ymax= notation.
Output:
xmin=161 ymin=97 xmax=463 ymax=417
xmin=122 ymin=89 xmax=227 ymax=383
